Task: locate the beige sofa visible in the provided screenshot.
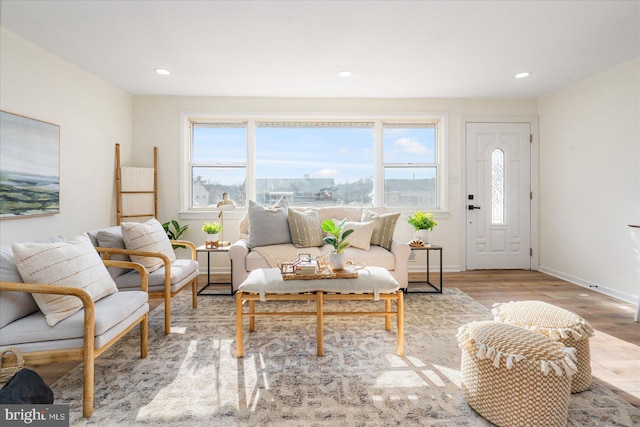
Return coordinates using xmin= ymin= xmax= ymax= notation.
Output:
xmin=229 ymin=205 xmax=410 ymax=292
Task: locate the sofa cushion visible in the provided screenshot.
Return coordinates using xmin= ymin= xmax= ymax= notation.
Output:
xmin=247 ymin=197 xmax=292 ymax=248
xmin=12 ymin=234 xmax=118 ymax=326
xmin=121 ymin=218 xmax=176 ymax=272
xmin=0 ymin=290 xmax=148 ymax=346
xmin=0 ymin=236 xmax=65 ymax=329
xmin=288 ymin=209 xmax=324 ymax=248
xmin=316 ymin=206 xmax=363 ymax=224
xmin=343 ymin=245 xmax=395 ymax=270
xmin=245 ymin=245 xmax=395 ymax=272
xmin=94 ymin=226 xmax=132 ymax=278
xmin=362 ymin=210 xmax=401 ymax=251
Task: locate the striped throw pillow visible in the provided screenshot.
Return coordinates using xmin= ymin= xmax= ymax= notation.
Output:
xmin=12 ymin=234 xmax=118 ymax=326
xmin=121 ymin=218 xmax=176 ymax=272
xmin=288 ymin=209 xmax=324 ymax=248
xmin=361 ymin=210 xmax=401 ymax=251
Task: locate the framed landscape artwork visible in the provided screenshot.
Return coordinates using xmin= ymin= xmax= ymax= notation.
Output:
xmin=0 ymin=111 xmax=60 ymax=218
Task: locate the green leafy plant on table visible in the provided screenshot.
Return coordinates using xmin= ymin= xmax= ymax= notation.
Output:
xmin=162 ymin=219 xmax=189 ymax=250
xmin=407 ymin=211 xmax=437 ymax=231
xmin=202 ymin=222 xmax=222 ymax=234
xmin=321 ymin=219 xmax=355 ymax=254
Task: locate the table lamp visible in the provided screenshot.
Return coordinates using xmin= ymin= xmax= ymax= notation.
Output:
xmin=216 ymin=192 xmax=236 ymax=246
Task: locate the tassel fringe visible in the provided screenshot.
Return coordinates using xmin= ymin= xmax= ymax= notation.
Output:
xmin=457 ymin=321 xmax=578 ymax=377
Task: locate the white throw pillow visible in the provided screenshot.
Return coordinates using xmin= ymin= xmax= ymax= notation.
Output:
xmin=121 ymin=218 xmax=176 ymax=272
xmin=12 ymin=234 xmax=118 ymax=326
xmin=333 ymin=219 xmax=375 ymax=250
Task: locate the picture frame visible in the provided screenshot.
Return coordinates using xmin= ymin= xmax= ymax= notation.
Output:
xmin=0 ymin=111 xmax=60 ymax=218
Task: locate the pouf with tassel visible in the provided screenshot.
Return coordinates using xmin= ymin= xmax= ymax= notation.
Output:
xmin=457 ymin=321 xmax=576 ymax=427
xmin=492 ymin=300 xmax=594 ymax=393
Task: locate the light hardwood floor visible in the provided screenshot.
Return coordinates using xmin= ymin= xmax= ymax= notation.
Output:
xmin=29 ymin=270 xmax=640 ymax=409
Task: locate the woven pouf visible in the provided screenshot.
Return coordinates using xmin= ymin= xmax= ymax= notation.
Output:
xmin=492 ymin=300 xmax=594 ymax=393
xmin=457 ymin=321 xmax=575 ymax=427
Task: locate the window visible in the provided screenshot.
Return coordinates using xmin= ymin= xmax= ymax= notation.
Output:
xmin=256 ymin=123 xmax=374 ymax=207
xmin=491 ymin=148 xmax=505 ymax=224
xmin=382 ymin=124 xmax=438 ymax=207
xmin=183 ymin=115 xmax=445 ymax=212
xmin=190 ymin=123 xmax=247 ymax=208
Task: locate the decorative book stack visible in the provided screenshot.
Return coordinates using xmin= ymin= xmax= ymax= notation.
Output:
xmin=294 ymin=258 xmax=319 ymax=276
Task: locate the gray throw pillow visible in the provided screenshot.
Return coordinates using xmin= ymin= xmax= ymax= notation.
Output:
xmin=288 ymin=209 xmax=324 ymax=248
xmin=247 ymin=197 xmax=292 ymax=248
xmin=362 ymin=210 xmax=401 ymax=250
xmin=96 ymin=227 xmax=132 ymax=278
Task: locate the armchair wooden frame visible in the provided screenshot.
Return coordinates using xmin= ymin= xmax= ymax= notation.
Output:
xmin=95 ymin=240 xmax=198 ymax=335
xmin=0 ymin=260 xmax=149 ymax=418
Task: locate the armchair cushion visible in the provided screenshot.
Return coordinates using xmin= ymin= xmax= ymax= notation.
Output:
xmin=0 ymin=236 xmax=64 ymax=328
xmin=0 ymin=290 xmax=148 ymax=346
xmin=95 ymin=227 xmax=131 ymax=278
xmin=121 ymin=218 xmax=176 ymax=272
xmin=113 ymin=259 xmax=199 ymax=292
xmin=12 ymin=234 xmax=118 ymax=326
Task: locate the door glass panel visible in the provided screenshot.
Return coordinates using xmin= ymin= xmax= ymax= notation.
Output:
xmin=491 ymin=149 xmax=505 ymax=224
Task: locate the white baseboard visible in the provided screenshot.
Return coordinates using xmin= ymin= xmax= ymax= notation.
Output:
xmin=537 ymin=266 xmax=638 ymax=305
xmin=199 ymin=267 xmax=231 ymax=275
xmin=408 ymin=265 xmax=461 ymax=273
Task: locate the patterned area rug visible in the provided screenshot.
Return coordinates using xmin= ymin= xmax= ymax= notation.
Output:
xmin=53 ymin=288 xmax=640 ymax=426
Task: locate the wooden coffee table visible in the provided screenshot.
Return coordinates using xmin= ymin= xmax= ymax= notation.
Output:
xmin=235 ymin=266 xmax=404 ymax=357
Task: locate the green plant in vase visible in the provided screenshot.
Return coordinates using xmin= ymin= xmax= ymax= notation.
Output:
xmin=407 ymin=211 xmax=437 ymax=244
xmin=202 ymin=222 xmax=222 ymax=248
xmin=321 ymin=218 xmax=354 ymax=270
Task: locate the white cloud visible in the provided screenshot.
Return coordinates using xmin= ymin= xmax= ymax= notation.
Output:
xmin=393 ymin=137 xmax=429 ymax=154
xmin=311 ymin=168 xmax=340 ymax=178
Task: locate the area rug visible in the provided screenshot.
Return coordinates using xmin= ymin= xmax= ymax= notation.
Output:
xmin=52 ymin=288 xmax=640 ymax=426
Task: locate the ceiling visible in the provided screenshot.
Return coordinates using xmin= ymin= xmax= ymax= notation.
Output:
xmin=1 ymin=0 xmax=638 ymax=99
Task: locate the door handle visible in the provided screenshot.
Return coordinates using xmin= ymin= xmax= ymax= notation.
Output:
xmin=468 ymin=205 xmax=481 ymax=210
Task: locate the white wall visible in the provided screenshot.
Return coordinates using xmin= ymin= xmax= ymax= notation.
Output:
xmin=0 ymin=27 xmax=133 ymax=245
xmin=132 ymin=96 xmax=537 ymax=271
xmin=538 ymin=58 xmax=640 ymax=302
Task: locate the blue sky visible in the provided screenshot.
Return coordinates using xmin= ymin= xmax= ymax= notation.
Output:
xmin=192 ymin=125 xmax=435 ymax=184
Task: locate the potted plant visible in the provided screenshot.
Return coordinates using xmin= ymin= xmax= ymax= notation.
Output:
xmin=162 ymin=220 xmax=189 ymax=250
xmin=407 ymin=211 xmax=437 ymax=243
xmin=321 ymin=218 xmax=354 ymax=271
xmin=202 ymin=222 xmax=222 ymax=248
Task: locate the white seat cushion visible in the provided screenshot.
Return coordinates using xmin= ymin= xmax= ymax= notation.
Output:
xmin=114 ymin=259 xmax=199 ymax=293
xmin=0 ymin=290 xmax=148 ymax=345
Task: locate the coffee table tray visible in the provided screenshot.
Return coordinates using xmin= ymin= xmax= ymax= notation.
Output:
xmin=282 ymin=265 xmax=359 ymax=280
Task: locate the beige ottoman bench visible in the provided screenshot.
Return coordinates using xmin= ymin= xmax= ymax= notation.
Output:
xmin=492 ymin=300 xmax=594 ymax=393
xmin=457 ymin=321 xmax=576 ymax=427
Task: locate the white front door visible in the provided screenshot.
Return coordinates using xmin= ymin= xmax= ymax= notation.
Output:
xmin=466 ymin=122 xmax=531 ymax=270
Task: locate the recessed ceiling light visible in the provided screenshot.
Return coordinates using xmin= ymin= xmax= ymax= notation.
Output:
xmin=154 ymin=68 xmax=170 ymax=75
xmin=514 ymin=71 xmax=532 ymax=79
xmin=338 ymin=70 xmax=352 ymax=78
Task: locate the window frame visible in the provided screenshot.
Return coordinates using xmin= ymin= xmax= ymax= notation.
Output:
xmin=179 ymin=112 xmax=447 ymax=218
